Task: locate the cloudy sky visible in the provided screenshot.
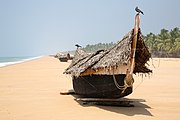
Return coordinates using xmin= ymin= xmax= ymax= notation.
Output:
xmin=0 ymin=0 xmax=179 ymax=56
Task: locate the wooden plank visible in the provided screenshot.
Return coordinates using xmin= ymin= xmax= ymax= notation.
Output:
xmin=60 ymin=90 xmax=75 ymax=95
xmin=75 ymin=98 xmax=129 ymax=102
xmin=76 ymin=98 xmax=145 ymax=102
xmin=75 ymin=98 xmax=134 ymax=107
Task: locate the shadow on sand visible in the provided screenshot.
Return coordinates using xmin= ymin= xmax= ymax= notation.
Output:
xmin=60 ymin=90 xmax=153 ymax=116
xmin=97 ymin=100 xmax=152 ymax=116
xmin=74 ymin=96 xmax=153 ymax=116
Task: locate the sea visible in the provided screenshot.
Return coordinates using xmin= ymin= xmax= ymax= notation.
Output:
xmin=0 ymin=56 xmax=42 ymax=68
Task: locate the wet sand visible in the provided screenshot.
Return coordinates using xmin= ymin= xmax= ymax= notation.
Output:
xmin=0 ymin=56 xmax=180 ymax=120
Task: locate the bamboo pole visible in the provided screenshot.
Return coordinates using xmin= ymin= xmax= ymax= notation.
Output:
xmin=125 ymin=13 xmax=140 ymax=86
xmin=130 ymin=13 xmax=140 ymax=74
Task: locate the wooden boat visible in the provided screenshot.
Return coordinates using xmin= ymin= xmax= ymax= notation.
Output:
xmin=64 ymin=13 xmax=152 ymax=98
xmin=54 ymin=53 xmax=74 ymax=62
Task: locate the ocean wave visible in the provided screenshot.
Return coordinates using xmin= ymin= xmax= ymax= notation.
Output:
xmin=0 ymin=56 xmax=43 ymax=68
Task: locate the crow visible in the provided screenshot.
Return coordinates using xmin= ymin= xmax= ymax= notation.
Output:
xmin=75 ymin=44 xmax=82 ymax=48
xmin=135 ymin=6 xmax=144 ymax=15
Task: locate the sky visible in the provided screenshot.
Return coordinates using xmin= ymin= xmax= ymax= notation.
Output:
xmin=0 ymin=0 xmax=179 ymax=57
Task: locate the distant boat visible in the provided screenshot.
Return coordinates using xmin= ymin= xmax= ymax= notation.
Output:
xmin=63 ymin=13 xmax=152 ymax=98
xmin=54 ymin=52 xmax=74 ymax=62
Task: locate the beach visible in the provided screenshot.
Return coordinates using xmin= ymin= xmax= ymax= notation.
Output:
xmin=0 ymin=56 xmax=180 ymax=120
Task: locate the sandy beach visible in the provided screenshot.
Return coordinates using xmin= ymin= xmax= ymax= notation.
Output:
xmin=0 ymin=56 xmax=180 ymax=120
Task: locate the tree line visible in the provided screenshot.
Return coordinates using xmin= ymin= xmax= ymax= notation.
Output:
xmin=83 ymin=27 xmax=180 ymax=57
xmin=82 ymin=42 xmax=115 ymax=53
xmin=144 ymin=27 xmax=180 ymax=57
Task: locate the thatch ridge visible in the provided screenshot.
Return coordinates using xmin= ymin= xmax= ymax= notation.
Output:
xmin=92 ymin=30 xmax=133 ymax=69
xmin=64 ymin=29 xmax=152 ymax=77
xmin=66 ymin=48 xmax=89 ymax=70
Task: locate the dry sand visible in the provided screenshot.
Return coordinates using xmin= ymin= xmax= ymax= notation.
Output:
xmin=0 ymin=56 xmax=180 ymax=120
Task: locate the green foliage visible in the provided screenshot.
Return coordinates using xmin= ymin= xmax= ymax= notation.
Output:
xmin=83 ymin=42 xmax=115 ymax=53
xmin=144 ymin=27 xmax=180 ymax=57
xmin=82 ymin=27 xmax=180 ymax=57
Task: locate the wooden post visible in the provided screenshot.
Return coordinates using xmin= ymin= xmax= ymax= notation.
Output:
xmin=130 ymin=13 xmax=140 ymax=74
xmin=125 ymin=13 xmax=140 ymax=86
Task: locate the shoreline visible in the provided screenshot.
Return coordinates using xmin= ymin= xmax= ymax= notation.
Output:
xmin=0 ymin=56 xmax=44 ymax=68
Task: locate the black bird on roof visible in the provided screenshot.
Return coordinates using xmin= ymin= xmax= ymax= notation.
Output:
xmin=75 ymin=44 xmax=82 ymax=48
xmin=135 ymin=6 xmax=144 ymax=15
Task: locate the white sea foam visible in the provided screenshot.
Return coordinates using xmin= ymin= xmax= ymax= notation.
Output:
xmin=0 ymin=56 xmax=43 ymax=68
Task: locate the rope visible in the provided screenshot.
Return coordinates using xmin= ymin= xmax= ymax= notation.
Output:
xmin=151 ymin=57 xmax=161 ymax=68
xmin=112 ymin=74 xmax=126 ymax=90
xmin=134 ymin=74 xmax=144 ymax=91
xmin=112 ymin=68 xmax=127 ymax=91
xmin=151 ymin=57 xmax=156 ymax=68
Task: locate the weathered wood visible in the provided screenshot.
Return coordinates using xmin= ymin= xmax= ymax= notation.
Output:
xmin=125 ymin=14 xmax=140 ymax=86
xmin=72 ymin=74 xmax=132 ymax=98
xmin=75 ymin=98 xmax=131 ymax=102
xmin=59 ymin=57 xmax=68 ymax=62
xmin=60 ymin=90 xmax=75 ymax=95
xmin=75 ymin=98 xmax=134 ymax=107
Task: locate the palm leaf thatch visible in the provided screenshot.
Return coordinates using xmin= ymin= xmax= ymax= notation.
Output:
xmin=64 ymin=28 xmax=152 ymax=77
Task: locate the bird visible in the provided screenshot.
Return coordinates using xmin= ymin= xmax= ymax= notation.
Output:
xmin=135 ymin=6 xmax=144 ymax=15
xmin=75 ymin=44 xmax=82 ymax=48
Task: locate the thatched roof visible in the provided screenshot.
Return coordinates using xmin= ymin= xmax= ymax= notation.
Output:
xmin=64 ymin=29 xmax=152 ymax=77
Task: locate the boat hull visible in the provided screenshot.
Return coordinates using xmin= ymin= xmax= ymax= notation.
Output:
xmin=72 ymin=74 xmax=132 ymax=98
xmin=59 ymin=57 xmax=68 ymax=62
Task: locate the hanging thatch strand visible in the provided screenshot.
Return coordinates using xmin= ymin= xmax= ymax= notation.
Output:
xmin=134 ymin=29 xmax=152 ymax=73
xmin=64 ymin=28 xmax=152 ymax=77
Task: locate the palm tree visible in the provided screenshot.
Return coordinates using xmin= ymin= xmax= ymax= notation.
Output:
xmin=144 ymin=32 xmax=157 ymax=52
xmin=169 ymin=27 xmax=180 ymax=53
xmin=156 ymin=29 xmax=171 ymax=52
